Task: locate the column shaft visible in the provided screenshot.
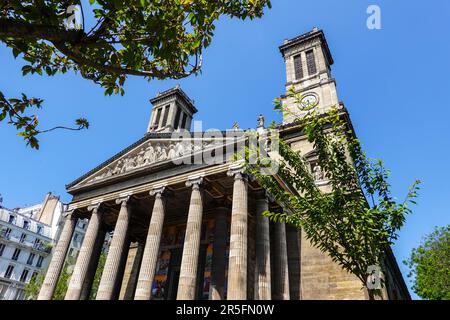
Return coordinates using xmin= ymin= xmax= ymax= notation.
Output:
xmin=255 ymin=198 xmax=271 ymax=300
xmin=120 ymin=243 xmax=144 ymax=300
xmin=227 ymin=172 xmax=248 ymax=300
xmin=65 ymin=206 xmax=103 ymax=300
xmin=96 ymin=199 xmax=131 ymax=300
xmin=135 ymin=190 xmax=166 ymax=300
xmin=177 ymin=180 xmax=204 ymax=300
xmin=38 ymin=213 xmax=77 ymax=300
xmin=80 ymin=227 xmax=106 ymax=300
xmin=210 ymin=211 xmax=228 ymax=300
xmin=272 ymin=222 xmax=290 ymax=300
xmin=286 ymin=225 xmax=301 ymax=300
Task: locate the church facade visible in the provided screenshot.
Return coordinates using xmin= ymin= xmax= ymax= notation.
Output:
xmin=38 ymin=28 xmax=410 ymax=300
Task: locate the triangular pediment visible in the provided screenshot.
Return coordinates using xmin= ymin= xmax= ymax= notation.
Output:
xmin=67 ymin=133 xmax=244 ymax=191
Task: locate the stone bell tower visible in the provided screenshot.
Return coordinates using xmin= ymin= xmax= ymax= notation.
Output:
xmin=147 ymin=85 xmax=197 ymax=133
xmin=279 ymin=27 xmax=340 ymax=124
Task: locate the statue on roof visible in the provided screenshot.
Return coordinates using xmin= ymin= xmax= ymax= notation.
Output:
xmin=257 ymin=114 xmax=265 ymax=129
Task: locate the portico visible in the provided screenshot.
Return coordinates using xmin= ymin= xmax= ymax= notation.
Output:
xmin=39 ymin=151 xmax=294 ymax=300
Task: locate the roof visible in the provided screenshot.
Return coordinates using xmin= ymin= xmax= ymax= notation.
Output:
xmin=279 ymin=28 xmax=334 ymax=65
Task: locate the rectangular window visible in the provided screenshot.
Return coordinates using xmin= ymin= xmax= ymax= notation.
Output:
xmin=180 ymin=113 xmax=187 ymax=129
xmin=0 ymin=243 xmax=5 ymax=256
xmin=12 ymin=248 xmax=21 ymax=261
xmin=161 ymin=105 xmax=170 ymax=127
xmin=153 ymin=108 xmax=162 ymax=129
xmin=4 ymin=228 xmax=12 ymax=239
xmin=20 ymin=269 xmax=29 ymax=282
xmin=33 ymin=238 xmax=41 ymax=249
xmin=173 ymin=106 xmax=182 ymax=130
xmin=36 ymin=256 xmax=44 ymax=268
xmin=293 ymin=54 xmax=304 ymax=80
xmin=20 ymin=233 xmax=26 ymax=243
xmin=23 ymin=220 xmax=29 ymax=230
xmin=27 ymin=253 xmax=35 ymax=265
xmin=37 ymin=225 xmax=43 ymax=235
xmin=8 ymin=215 xmax=15 ymax=224
xmin=74 ymin=233 xmax=79 ymax=242
xmin=306 ymin=49 xmax=317 ymax=75
xmin=4 ymin=265 xmax=14 ymax=279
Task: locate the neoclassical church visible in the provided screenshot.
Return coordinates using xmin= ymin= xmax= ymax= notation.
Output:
xmin=38 ymin=28 xmax=410 ymax=300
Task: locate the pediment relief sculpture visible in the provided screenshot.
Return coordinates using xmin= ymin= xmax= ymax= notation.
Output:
xmin=81 ymin=139 xmax=226 ymax=186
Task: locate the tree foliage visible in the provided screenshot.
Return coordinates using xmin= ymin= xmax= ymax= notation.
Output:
xmin=404 ymin=225 xmax=450 ymax=300
xmin=0 ymin=0 xmax=271 ymax=148
xmin=243 ymin=88 xmax=420 ymax=297
xmin=88 ymin=251 xmax=106 ymax=300
xmin=25 ymin=251 xmax=107 ymax=300
xmin=25 ymin=261 xmax=71 ymax=300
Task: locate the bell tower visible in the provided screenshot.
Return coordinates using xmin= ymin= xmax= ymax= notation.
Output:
xmin=279 ymin=28 xmax=340 ymax=124
xmin=147 ymin=85 xmax=197 ymax=133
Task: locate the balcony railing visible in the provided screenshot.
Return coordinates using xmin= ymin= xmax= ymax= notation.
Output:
xmin=0 ymin=230 xmax=52 ymax=254
xmin=0 ymin=230 xmax=11 ymax=240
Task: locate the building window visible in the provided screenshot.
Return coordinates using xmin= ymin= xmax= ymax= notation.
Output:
xmin=33 ymin=238 xmax=41 ymax=249
xmin=293 ymin=54 xmax=304 ymax=80
xmin=173 ymin=106 xmax=182 ymax=130
xmin=0 ymin=243 xmax=5 ymax=256
xmin=20 ymin=233 xmax=26 ymax=243
xmin=36 ymin=256 xmax=44 ymax=268
xmin=78 ymin=221 xmax=86 ymax=230
xmin=27 ymin=253 xmax=35 ymax=265
xmin=12 ymin=248 xmax=21 ymax=261
xmin=161 ymin=105 xmax=170 ymax=127
xmin=4 ymin=265 xmax=14 ymax=279
xmin=306 ymin=49 xmax=317 ymax=75
xmin=3 ymin=227 xmax=12 ymax=239
xmin=153 ymin=107 xmax=162 ymax=129
xmin=23 ymin=220 xmax=30 ymax=230
xmin=37 ymin=225 xmax=43 ymax=235
xmin=180 ymin=112 xmax=187 ymax=129
xmin=20 ymin=269 xmax=29 ymax=282
xmin=8 ymin=215 xmax=15 ymax=224
xmin=69 ymin=248 xmax=74 ymax=256
xmin=74 ymin=233 xmax=79 ymax=242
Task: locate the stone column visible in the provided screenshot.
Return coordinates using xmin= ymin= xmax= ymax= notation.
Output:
xmin=96 ymin=197 xmax=131 ymax=300
xmin=38 ymin=211 xmax=77 ymax=300
xmin=134 ymin=186 xmax=166 ymax=300
xmin=210 ymin=209 xmax=228 ymax=300
xmin=80 ymin=227 xmax=106 ymax=300
xmin=65 ymin=204 xmax=103 ymax=300
xmin=286 ymin=225 xmax=301 ymax=300
xmin=272 ymin=221 xmax=290 ymax=300
xmin=227 ymin=163 xmax=248 ymax=300
xmin=120 ymin=243 xmax=144 ymax=300
xmin=254 ymin=196 xmax=271 ymax=300
xmin=177 ymin=176 xmax=204 ymax=300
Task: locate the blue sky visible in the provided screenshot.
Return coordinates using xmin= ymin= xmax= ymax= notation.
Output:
xmin=1 ymin=0 xmax=449 ymax=299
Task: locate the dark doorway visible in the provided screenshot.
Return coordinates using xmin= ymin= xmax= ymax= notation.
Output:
xmin=166 ymin=248 xmax=182 ymax=300
xmin=164 ymin=245 xmax=208 ymax=300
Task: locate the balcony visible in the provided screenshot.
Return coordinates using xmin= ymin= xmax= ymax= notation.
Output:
xmin=0 ymin=229 xmax=11 ymax=240
xmin=0 ymin=228 xmax=52 ymax=254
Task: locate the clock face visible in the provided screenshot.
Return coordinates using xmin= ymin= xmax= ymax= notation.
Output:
xmin=300 ymin=93 xmax=319 ymax=110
